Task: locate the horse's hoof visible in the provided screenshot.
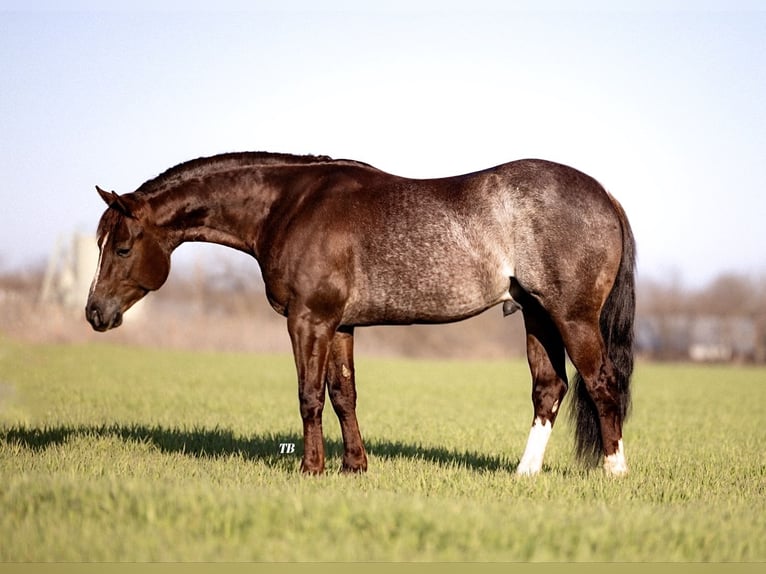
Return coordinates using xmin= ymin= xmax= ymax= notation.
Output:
xmin=340 ymin=462 xmax=368 ymax=474
xmin=300 ymin=462 xmax=325 ymax=475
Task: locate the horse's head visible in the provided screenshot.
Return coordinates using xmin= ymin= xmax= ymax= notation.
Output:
xmin=85 ymin=186 xmax=171 ymax=331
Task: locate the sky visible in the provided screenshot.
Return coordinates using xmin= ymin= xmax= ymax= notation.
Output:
xmin=1 ymin=1 xmax=765 ymax=287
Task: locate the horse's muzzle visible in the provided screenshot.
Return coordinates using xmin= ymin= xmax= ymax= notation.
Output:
xmin=86 ymin=301 xmax=123 ymax=332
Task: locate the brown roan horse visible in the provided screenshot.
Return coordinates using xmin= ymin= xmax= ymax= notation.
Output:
xmin=86 ymin=152 xmax=636 ymax=476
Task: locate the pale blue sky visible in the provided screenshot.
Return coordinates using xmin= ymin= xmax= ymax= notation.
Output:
xmin=1 ymin=1 xmax=765 ymax=286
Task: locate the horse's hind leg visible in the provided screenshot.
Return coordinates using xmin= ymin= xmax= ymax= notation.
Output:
xmin=326 ymin=327 xmax=368 ymax=472
xmin=558 ymin=318 xmax=628 ymax=476
xmin=517 ymin=304 xmax=568 ymax=476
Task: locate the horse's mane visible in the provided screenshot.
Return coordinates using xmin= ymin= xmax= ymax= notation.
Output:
xmin=135 ymin=152 xmax=375 ymax=196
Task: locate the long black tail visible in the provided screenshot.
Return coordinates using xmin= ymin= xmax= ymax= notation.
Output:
xmin=570 ymin=194 xmax=636 ymax=465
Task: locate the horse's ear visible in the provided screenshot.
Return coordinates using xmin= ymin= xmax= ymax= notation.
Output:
xmin=95 ymin=185 xmax=135 ymax=218
xmin=96 ymin=185 xmax=113 ymax=205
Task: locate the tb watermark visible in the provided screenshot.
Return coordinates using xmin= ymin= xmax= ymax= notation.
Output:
xmin=278 ymin=442 xmax=296 ymax=454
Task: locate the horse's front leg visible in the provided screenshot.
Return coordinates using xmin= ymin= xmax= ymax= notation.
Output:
xmin=287 ymin=307 xmax=337 ymax=474
xmin=326 ymin=327 xmax=368 ymax=472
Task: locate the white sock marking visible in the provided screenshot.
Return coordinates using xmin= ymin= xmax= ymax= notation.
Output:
xmin=516 ymin=417 xmax=552 ymax=476
xmin=603 ymin=439 xmax=628 ymax=476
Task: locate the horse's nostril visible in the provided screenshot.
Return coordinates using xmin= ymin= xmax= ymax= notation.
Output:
xmin=86 ymin=304 xmax=104 ymax=330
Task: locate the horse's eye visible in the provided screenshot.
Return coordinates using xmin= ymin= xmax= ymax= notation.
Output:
xmin=116 ymin=247 xmax=131 ymax=258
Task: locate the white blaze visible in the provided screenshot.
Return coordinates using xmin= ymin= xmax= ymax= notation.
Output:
xmin=88 ymin=232 xmax=109 ymax=298
xmin=516 ymin=417 xmax=552 ymax=476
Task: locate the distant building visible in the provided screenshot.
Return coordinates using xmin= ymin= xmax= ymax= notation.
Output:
xmin=636 ymin=315 xmax=758 ymax=363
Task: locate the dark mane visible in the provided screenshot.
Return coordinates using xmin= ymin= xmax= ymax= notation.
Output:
xmin=135 ymin=151 xmax=375 ymax=196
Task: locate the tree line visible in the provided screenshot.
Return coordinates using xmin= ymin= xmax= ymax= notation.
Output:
xmin=637 ymin=272 xmax=766 ymax=363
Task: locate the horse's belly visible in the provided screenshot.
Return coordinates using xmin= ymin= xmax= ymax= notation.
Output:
xmin=341 ymin=211 xmax=516 ymax=325
xmin=343 ymin=264 xmax=511 ymax=326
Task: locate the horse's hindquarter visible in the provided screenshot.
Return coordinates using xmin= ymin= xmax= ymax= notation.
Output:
xmin=502 ymin=160 xmax=624 ymax=313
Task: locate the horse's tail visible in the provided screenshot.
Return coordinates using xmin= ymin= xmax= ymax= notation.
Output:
xmin=570 ymin=193 xmax=636 ymax=465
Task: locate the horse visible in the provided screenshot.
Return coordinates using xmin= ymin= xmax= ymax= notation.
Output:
xmin=85 ymin=152 xmax=636 ymax=476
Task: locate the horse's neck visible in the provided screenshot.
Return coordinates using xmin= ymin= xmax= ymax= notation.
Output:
xmin=149 ymin=167 xmax=279 ymax=258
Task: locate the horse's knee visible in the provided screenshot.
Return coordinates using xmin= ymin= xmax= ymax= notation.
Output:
xmin=299 ymin=390 xmax=326 ymax=420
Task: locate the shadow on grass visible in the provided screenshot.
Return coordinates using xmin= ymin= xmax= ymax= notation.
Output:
xmin=1 ymin=423 xmax=516 ymax=473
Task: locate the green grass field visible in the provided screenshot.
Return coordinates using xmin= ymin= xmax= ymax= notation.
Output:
xmin=0 ymin=338 xmax=764 ymax=562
